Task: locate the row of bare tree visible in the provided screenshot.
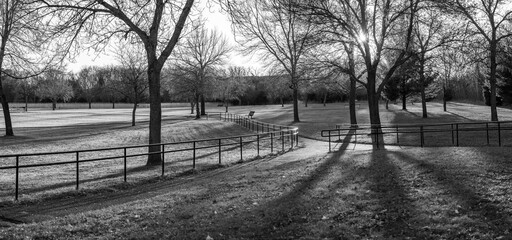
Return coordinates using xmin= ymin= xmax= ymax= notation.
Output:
xmin=1 ymin=0 xmax=511 ymax=162
xmin=219 ymin=0 xmax=512 ymax=144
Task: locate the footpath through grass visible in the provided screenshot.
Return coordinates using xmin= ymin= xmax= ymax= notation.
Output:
xmin=1 ymin=101 xmax=512 ymax=239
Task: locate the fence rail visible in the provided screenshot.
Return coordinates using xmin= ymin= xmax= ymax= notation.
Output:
xmin=321 ymin=121 xmax=512 ymax=151
xmin=0 ymin=113 xmax=299 ymax=201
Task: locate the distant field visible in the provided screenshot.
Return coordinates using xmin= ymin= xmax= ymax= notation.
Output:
xmin=224 ymin=101 xmax=512 ymax=145
xmin=3 ymin=100 xmax=512 ymax=145
xmin=3 ymin=102 xmax=201 ymax=110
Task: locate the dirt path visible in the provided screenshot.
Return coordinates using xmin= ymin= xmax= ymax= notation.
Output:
xmin=0 ymin=138 xmax=333 ymax=227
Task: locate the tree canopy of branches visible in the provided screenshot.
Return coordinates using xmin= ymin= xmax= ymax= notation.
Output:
xmin=36 ymin=69 xmax=74 ymax=110
xmin=111 ymin=41 xmax=148 ymax=126
xmin=1 ymin=0 xmax=71 ymax=136
xmin=173 ymin=20 xmax=231 ymax=118
xmin=76 ymin=66 xmax=102 ymax=109
xmin=39 ymin=0 xmax=195 ymax=165
xmin=442 ymin=0 xmax=512 ymax=121
xmin=220 ymin=0 xmax=317 ymax=122
xmin=214 ymin=66 xmax=251 ymax=112
xmin=304 ymin=0 xmax=419 ymax=145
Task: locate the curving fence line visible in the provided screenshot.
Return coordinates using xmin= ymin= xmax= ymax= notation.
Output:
xmin=0 ymin=112 xmax=299 ymax=201
xmin=321 ymin=121 xmax=512 ymax=151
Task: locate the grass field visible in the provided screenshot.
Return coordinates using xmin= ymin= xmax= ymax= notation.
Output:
xmin=1 ymin=101 xmax=512 ymax=239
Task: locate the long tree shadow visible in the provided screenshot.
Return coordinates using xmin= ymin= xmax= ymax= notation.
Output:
xmin=365 ymin=150 xmax=415 ymax=238
xmin=199 ymin=132 xmax=427 ymax=239
xmin=393 ymin=150 xmax=512 ymax=238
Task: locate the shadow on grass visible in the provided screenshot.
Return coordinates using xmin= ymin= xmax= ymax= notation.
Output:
xmin=201 ymin=132 xmax=428 ymax=239
xmin=394 ymin=151 xmax=512 ymax=238
xmin=202 ymin=146 xmax=512 ymax=238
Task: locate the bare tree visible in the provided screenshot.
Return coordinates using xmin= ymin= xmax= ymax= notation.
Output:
xmin=220 ymin=0 xmax=316 ymax=122
xmin=76 ymin=66 xmax=99 ymax=109
xmin=265 ymin=74 xmax=292 ymax=107
xmin=304 ymin=0 xmax=419 ymax=146
xmin=36 ymin=69 xmax=74 ymax=110
xmin=164 ymin=66 xmax=199 ymax=115
xmin=310 ymin=42 xmax=363 ymax=126
xmin=215 ymin=66 xmax=250 ymax=112
xmin=443 ymin=0 xmax=512 ymax=121
xmin=111 ymin=42 xmax=148 ymax=126
xmin=413 ymin=1 xmax=466 ymax=118
xmin=40 ymin=0 xmax=194 ymax=165
xmin=1 ymin=0 xmax=69 ymax=136
xmin=16 ymin=78 xmax=36 ymax=111
xmin=173 ymin=20 xmax=231 ymax=118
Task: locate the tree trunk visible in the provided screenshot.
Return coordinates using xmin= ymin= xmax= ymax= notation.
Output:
xmin=88 ymin=101 xmax=92 ymax=109
xmin=443 ymin=85 xmax=447 ymax=112
xmin=200 ymin=94 xmax=206 ymax=115
xmin=132 ymin=102 xmax=137 ymax=126
xmin=52 ymin=99 xmax=57 ymax=110
xmin=112 ymin=101 xmax=115 ymax=109
xmin=146 ymin=67 xmax=163 ymax=166
xmin=0 ymin=76 xmax=14 ymax=136
xmin=346 ymin=44 xmax=358 ymax=126
xmin=323 ymin=93 xmax=327 ymax=107
xmin=224 ymin=100 xmax=228 ymax=113
xmin=420 ymin=57 xmax=428 ymax=118
xmin=190 ymin=100 xmax=195 ymax=114
xmin=0 ymin=30 xmax=13 ymax=136
xmin=292 ymin=85 xmax=300 ymax=122
xmin=195 ymin=93 xmax=200 ymax=119
xmin=402 ymin=93 xmax=407 ymax=110
xmin=367 ymin=71 xmax=383 ymax=148
xmin=489 ymin=41 xmax=498 ymax=121
xmin=349 ymin=75 xmax=357 ymax=126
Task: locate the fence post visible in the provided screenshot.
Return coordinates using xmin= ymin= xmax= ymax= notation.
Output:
xmin=451 ymin=124 xmax=454 ymax=145
xmin=76 ymin=152 xmax=79 ymax=190
xmin=396 ymin=126 xmax=399 ymax=144
xmin=498 ymin=122 xmax=501 ymax=147
xmin=456 ymin=124 xmax=459 ymax=147
xmin=376 ymin=130 xmax=379 ymax=149
xmin=257 ymin=135 xmax=260 ymax=156
xmin=271 ymin=132 xmax=274 ymax=152
xmin=486 ymin=123 xmax=490 ymax=145
xmin=240 ymin=137 xmax=243 ymax=161
xmin=193 ymin=141 xmax=196 ymax=169
xmin=281 ymin=131 xmax=285 ymax=152
xmin=15 ymin=156 xmax=19 ymax=201
xmin=218 ymin=139 xmax=222 ymax=164
xmin=290 ymin=130 xmax=293 ymax=149
xmin=161 ymin=144 xmax=165 ymax=176
xmin=124 ymin=148 xmax=127 ymax=182
xmin=420 ymin=126 xmax=424 ymax=148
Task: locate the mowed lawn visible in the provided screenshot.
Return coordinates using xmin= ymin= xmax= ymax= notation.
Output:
xmin=0 ymin=107 xmax=276 ymax=202
xmin=0 ymin=101 xmax=512 ymax=239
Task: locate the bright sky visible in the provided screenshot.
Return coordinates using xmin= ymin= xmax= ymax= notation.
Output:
xmin=67 ymin=1 xmax=261 ymax=73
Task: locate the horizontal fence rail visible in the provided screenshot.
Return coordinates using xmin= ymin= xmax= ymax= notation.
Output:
xmin=0 ymin=114 xmax=299 ymax=201
xmin=321 ymin=121 xmax=512 ymax=151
